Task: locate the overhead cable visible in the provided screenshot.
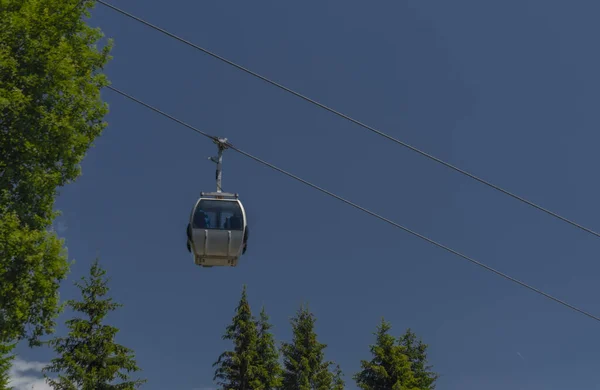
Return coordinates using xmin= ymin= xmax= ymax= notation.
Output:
xmin=106 ymin=85 xmax=600 ymax=325
xmin=97 ymin=0 xmax=600 ymax=241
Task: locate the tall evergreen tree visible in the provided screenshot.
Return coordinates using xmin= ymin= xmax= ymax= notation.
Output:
xmin=353 ymin=319 xmax=418 ymax=390
xmin=398 ymin=329 xmax=438 ymax=390
xmin=281 ymin=304 xmax=341 ymax=390
xmin=255 ymin=307 xmax=282 ymax=390
xmin=42 ymin=259 xmax=146 ymax=390
xmin=213 ymin=285 xmax=261 ymax=390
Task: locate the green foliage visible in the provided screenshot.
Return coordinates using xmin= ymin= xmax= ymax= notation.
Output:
xmin=331 ymin=364 xmax=344 ymax=390
xmin=213 ymin=285 xmax=261 ymax=390
xmin=42 ymin=259 xmax=145 ymax=390
xmin=353 ymin=319 xmax=419 ymax=390
xmin=0 ymin=342 xmax=16 ymax=390
xmin=255 ymin=307 xmax=282 ymax=390
xmin=0 ymin=211 xmax=69 ymax=345
xmin=280 ymin=304 xmax=341 ymax=390
xmin=0 ymin=0 xmax=112 ymax=349
xmin=214 ymin=287 xmax=285 ymax=390
xmin=398 ymin=329 xmax=438 ymax=390
xmin=0 ymin=0 xmax=112 ymax=228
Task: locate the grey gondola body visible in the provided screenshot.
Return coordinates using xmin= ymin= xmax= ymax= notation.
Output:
xmin=189 ymin=191 xmax=247 ymax=267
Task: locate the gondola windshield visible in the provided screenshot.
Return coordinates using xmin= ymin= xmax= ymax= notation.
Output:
xmin=193 ymin=200 xmax=244 ymax=230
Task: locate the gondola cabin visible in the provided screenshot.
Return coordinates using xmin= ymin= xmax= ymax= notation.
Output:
xmin=187 ymin=192 xmax=247 ymax=267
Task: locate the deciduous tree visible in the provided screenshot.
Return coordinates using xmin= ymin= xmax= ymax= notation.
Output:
xmin=331 ymin=364 xmax=344 ymax=390
xmin=0 ymin=342 xmax=15 ymax=390
xmin=0 ymin=213 xmax=69 ymax=346
xmin=0 ymin=0 xmax=112 ymax=227
xmin=0 ymin=0 xmax=112 ymax=353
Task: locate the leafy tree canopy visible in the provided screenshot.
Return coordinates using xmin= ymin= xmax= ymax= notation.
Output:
xmin=0 ymin=0 xmax=112 ymax=348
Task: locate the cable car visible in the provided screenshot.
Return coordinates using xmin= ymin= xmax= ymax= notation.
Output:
xmin=186 ymin=191 xmax=248 ymax=267
xmin=185 ymin=137 xmax=249 ymax=267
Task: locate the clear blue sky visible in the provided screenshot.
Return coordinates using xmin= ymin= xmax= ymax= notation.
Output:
xmin=14 ymin=1 xmax=600 ymax=389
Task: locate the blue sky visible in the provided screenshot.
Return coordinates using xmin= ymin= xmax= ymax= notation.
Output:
xmin=12 ymin=1 xmax=600 ymax=389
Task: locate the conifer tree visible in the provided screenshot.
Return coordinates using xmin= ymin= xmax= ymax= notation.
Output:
xmin=255 ymin=307 xmax=282 ymax=390
xmin=42 ymin=259 xmax=145 ymax=390
xmin=213 ymin=285 xmax=261 ymax=390
xmin=354 ymin=319 xmax=418 ymax=390
xmin=398 ymin=329 xmax=438 ymax=390
xmin=281 ymin=304 xmax=341 ymax=390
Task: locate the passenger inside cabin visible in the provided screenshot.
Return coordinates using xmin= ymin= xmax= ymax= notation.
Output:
xmin=193 ymin=210 xmax=211 ymax=229
xmin=186 ymin=210 xmax=213 ymax=252
xmin=225 ymin=214 xmax=243 ymax=230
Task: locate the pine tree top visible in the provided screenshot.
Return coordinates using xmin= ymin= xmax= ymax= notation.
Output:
xmin=354 ymin=318 xmax=419 ymax=390
xmin=213 ymin=285 xmax=260 ymax=390
xmin=255 ymin=305 xmax=282 ymax=390
xmin=398 ymin=328 xmax=439 ymax=390
xmin=43 ymin=259 xmax=146 ymax=390
xmin=281 ymin=304 xmax=341 ymax=390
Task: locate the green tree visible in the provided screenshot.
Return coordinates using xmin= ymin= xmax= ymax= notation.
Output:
xmin=42 ymin=259 xmax=145 ymax=389
xmin=0 ymin=212 xmax=70 ymax=345
xmin=353 ymin=319 xmax=418 ymax=390
xmin=0 ymin=0 xmax=112 ymax=227
xmin=281 ymin=304 xmax=341 ymax=390
xmin=255 ymin=307 xmax=282 ymax=390
xmin=331 ymin=364 xmax=344 ymax=390
xmin=0 ymin=342 xmax=15 ymax=390
xmin=0 ymin=211 xmax=70 ymax=385
xmin=0 ymin=0 xmax=112 ymax=354
xmin=213 ymin=285 xmax=261 ymax=390
xmin=398 ymin=330 xmax=438 ymax=390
